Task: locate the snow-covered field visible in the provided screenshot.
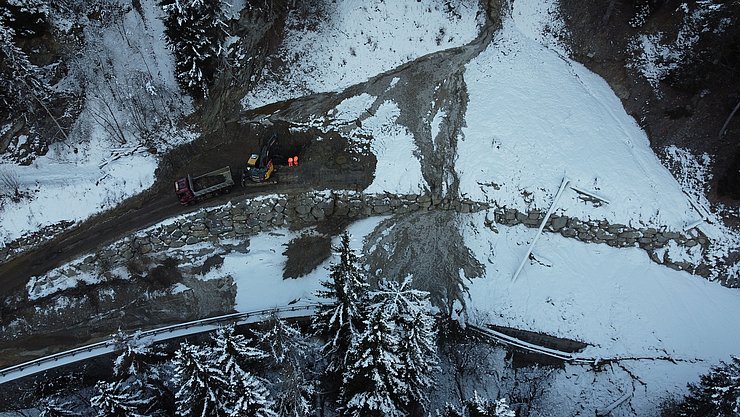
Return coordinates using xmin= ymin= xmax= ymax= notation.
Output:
xmin=0 ymin=0 xmax=193 ymax=247
xmin=353 ymin=100 xmax=426 ymax=195
xmin=0 ymin=147 xmax=156 ymax=246
xmin=242 ymin=0 xmax=485 ymax=109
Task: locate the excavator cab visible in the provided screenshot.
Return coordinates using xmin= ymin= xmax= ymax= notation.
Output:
xmin=242 ymin=135 xmax=277 ymax=186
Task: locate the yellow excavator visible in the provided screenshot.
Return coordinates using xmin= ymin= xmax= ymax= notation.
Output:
xmin=242 ymin=134 xmax=278 ymax=186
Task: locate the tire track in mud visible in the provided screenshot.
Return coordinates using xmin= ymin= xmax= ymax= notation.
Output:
xmin=0 ymin=177 xmax=352 ymax=304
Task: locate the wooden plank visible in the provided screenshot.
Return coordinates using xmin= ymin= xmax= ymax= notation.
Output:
xmin=570 ymin=184 xmax=611 ymax=205
xmin=512 ymin=177 xmax=571 ymax=282
xmin=596 ymin=391 xmax=633 ymax=416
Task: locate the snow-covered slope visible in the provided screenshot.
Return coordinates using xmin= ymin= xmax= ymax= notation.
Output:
xmin=0 ymin=0 xmax=192 ymax=247
xmin=460 ymin=210 xmax=740 ymax=415
xmin=457 ymin=16 xmax=695 ymax=229
xmin=242 ymin=0 xmax=485 ymax=109
xmin=462 ymin=212 xmax=740 ymax=362
xmin=361 ymin=101 xmax=426 ymax=195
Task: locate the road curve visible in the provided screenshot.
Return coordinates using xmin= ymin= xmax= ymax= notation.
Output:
xmin=0 ymin=304 xmax=320 ymax=385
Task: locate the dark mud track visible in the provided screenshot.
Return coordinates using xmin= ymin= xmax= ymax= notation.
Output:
xmin=0 ymin=121 xmax=374 ymax=305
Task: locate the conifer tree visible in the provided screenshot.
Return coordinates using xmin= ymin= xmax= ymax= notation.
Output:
xmin=160 ymin=0 xmax=229 ymax=97
xmin=273 ymin=362 xmax=315 ymax=417
xmin=464 ymin=392 xmax=515 ymax=417
xmin=256 ymin=314 xmax=317 ymax=417
xmin=339 ymin=304 xmax=405 ymax=417
xmin=0 ymin=6 xmax=49 ymax=109
xmin=435 ymin=393 xmax=515 ymax=417
xmin=111 ymin=331 xmax=170 ymax=416
xmin=112 ymin=331 xmax=165 ymax=381
xmin=212 ymin=325 xmax=276 ymax=417
xmin=172 ymin=342 xmax=229 ymax=417
xmin=90 ymin=380 xmax=148 ymax=417
xmin=677 ymin=356 xmax=740 ymax=417
xmin=366 ymin=277 xmax=439 ymax=414
xmin=257 ymin=313 xmax=310 ymax=367
xmin=39 ymin=397 xmax=79 ymax=417
xmin=435 ymin=403 xmax=463 ymax=417
xmin=313 ymin=232 xmax=369 ymax=374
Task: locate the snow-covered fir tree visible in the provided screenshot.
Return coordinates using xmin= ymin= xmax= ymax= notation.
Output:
xmin=339 ymin=303 xmax=406 ymax=417
xmin=212 ymin=325 xmax=276 ymax=417
xmin=5 ymin=0 xmax=48 ymax=17
xmin=435 ymin=403 xmax=464 ymax=417
xmin=38 ymin=397 xmax=79 ymax=417
xmin=172 ymin=342 xmax=230 ymax=417
xmin=112 ymin=331 xmax=165 ymax=380
xmin=256 ymin=314 xmax=317 ymax=417
xmin=465 ymin=392 xmax=515 ymax=417
xmin=111 ymin=331 xmax=170 ymax=416
xmin=677 ymin=356 xmax=739 ymax=417
xmin=257 ymin=313 xmax=311 ymax=366
xmin=0 ymin=5 xmax=48 ymax=109
xmin=313 ymin=232 xmax=369 ymax=374
xmin=272 ymin=362 xmax=316 ymax=417
xmin=374 ymin=277 xmax=439 ymax=414
xmin=90 ymin=380 xmax=149 ymax=417
xmin=160 ymin=0 xmax=230 ymax=97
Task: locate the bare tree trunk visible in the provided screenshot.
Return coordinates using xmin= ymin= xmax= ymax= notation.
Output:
xmin=20 ymin=78 xmax=71 ymax=144
xmin=602 ymin=0 xmax=619 ymax=25
xmin=719 ymin=100 xmax=740 ymax=140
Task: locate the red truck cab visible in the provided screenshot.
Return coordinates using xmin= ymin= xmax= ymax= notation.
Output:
xmin=174 ymin=177 xmax=195 ymax=205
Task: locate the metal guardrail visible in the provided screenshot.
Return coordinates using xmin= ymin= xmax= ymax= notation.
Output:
xmin=0 ymin=304 xmax=320 ymax=385
xmin=1 ymin=305 xmax=604 ymax=385
xmin=467 ymin=324 xmax=594 ymax=365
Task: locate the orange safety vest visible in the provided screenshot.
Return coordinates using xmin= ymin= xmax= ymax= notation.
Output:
xmin=288 ymin=157 xmax=294 ymax=167
xmin=294 ymin=155 xmax=299 ymax=166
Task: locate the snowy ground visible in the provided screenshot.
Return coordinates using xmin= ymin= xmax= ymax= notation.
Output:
xmin=144 ymin=207 xmax=740 ymax=415
xmin=0 ymin=0 xmax=193 ymax=247
xmin=448 ymin=2 xmax=740 ymax=412
xmin=349 ymin=99 xmax=426 ymax=195
xmin=302 ymin=91 xmax=428 ymax=194
xmin=24 ymin=207 xmax=740 ymax=415
xmin=200 ymin=216 xmax=388 ymax=311
xmin=0 ymin=146 xmax=156 ymax=247
xmin=461 ymin=212 xmax=740 ymax=362
xmin=242 ymin=0 xmax=485 ymax=109
xmin=7 ymin=0 xmax=740 ymax=414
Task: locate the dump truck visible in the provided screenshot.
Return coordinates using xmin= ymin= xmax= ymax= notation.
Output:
xmin=174 ymin=166 xmax=234 ymax=205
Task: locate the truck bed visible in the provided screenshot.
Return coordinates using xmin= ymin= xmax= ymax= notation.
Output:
xmin=193 ymin=174 xmax=226 ymax=190
xmin=190 ymin=166 xmax=233 ymax=196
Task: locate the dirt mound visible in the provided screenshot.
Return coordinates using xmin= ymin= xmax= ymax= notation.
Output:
xmin=283 ymin=234 xmax=332 ymax=279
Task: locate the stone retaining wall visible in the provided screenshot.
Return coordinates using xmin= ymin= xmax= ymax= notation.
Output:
xmin=0 ymin=220 xmax=75 ymax=263
xmin=488 ymin=207 xmax=709 ymax=275
xmin=104 ymin=192 xmax=488 ymax=260
xmin=97 ymin=191 xmax=707 ymax=275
